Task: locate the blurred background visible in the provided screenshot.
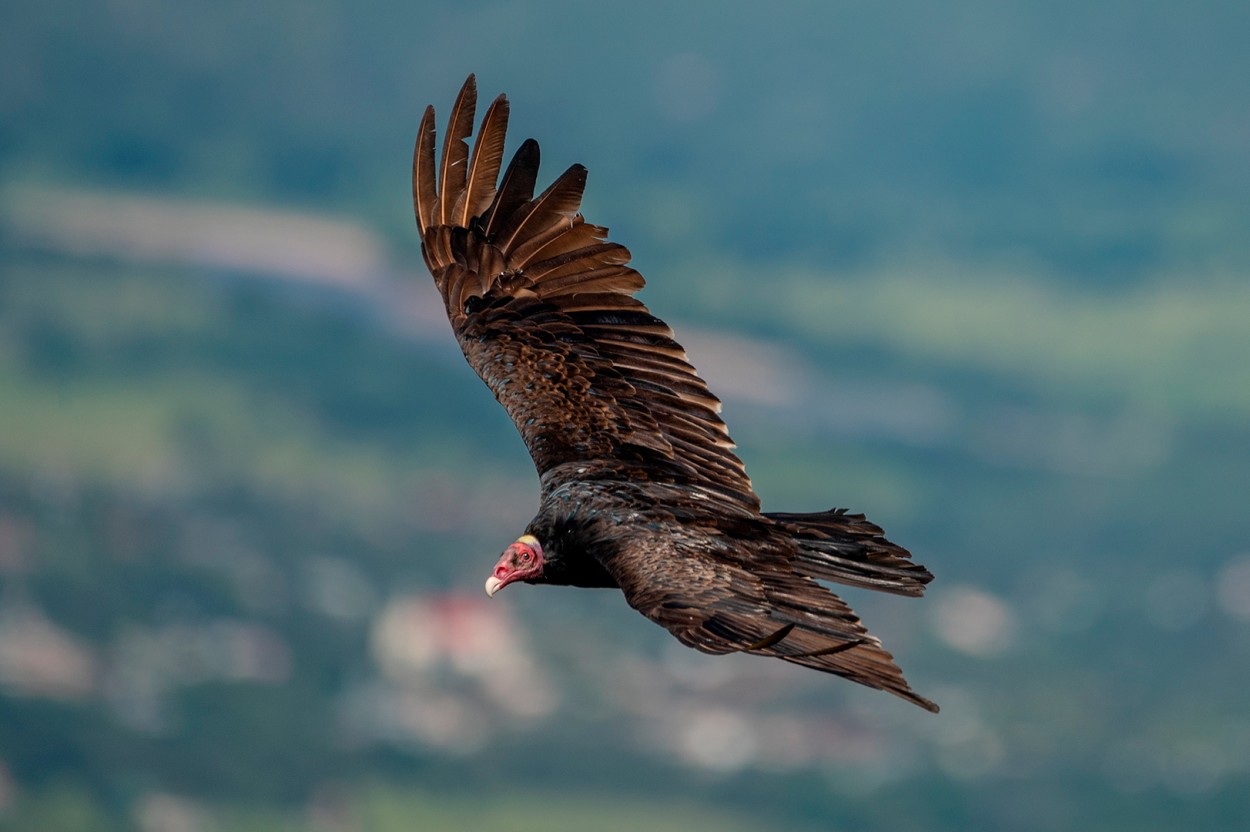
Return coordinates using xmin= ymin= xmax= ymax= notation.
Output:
xmin=2 ymin=1 xmax=1249 ymax=829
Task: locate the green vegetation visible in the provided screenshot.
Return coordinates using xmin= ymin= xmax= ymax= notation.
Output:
xmin=777 ymin=266 xmax=1250 ymax=418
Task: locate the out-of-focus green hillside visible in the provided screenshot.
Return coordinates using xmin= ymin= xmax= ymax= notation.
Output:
xmin=2 ymin=2 xmax=1249 ymax=831
xmin=5 ymin=1 xmax=1249 ymax=272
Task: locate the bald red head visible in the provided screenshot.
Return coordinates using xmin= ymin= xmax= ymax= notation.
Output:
xmin=485 ymin=535 xmax=544 ymax=596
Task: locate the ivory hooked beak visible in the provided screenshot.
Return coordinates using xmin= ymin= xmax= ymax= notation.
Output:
xmin=484 ymin=575 xmax=504 ymax=597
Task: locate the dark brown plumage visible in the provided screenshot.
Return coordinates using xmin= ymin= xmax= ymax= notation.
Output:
xmin=415 ymin=75 xmax=937 ymax=712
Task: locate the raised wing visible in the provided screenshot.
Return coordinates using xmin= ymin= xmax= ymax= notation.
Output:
xmin=605 ymin=526 xmax=939 ymax=712
xmin=415 ymin=75 xmax=758 ymax=508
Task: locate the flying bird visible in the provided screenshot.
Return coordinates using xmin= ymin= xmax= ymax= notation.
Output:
xmin=414 ymin=75 xmax=937 ymax=712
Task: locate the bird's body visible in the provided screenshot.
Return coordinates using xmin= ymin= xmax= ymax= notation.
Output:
xmin=415 ymin=76 xmax=938 ymax=712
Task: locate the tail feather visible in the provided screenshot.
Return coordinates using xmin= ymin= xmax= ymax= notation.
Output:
xmin=767 ymin=508 xmax=933 ymax=597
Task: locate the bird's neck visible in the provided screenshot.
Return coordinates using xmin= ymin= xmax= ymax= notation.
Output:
xmin=529 ymin=497 xmax=623 ymax=589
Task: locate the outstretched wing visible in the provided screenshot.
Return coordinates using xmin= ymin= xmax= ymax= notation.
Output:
xmin=415 ymin=75 xmax=757 ymax=508
xmin=606 ymin=524 xmax=939 ymax=712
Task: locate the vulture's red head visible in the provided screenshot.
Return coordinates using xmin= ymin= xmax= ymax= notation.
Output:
xmin=485 ymin=534 xmax=544 ymax=596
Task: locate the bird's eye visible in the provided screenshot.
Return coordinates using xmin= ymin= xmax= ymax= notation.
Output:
xmin=521 ymin=551 xmax=531 ymax=562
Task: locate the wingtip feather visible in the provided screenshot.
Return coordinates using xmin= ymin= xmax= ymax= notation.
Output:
xmin=413 ymin=104 xmax=438 ymax=234
xmin=454 ymin=92 xmax=510 ymax=227
xmin=438 ymin=75 xmax=478 ymax=227
xmin=494 ymin=163 xmax=588 ymax=258
xmin=482 ymin=138 xmax=541 ymax=239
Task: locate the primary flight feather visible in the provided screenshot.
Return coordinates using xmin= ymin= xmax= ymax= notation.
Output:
xmin=414 ymin=75 xmax=938 ymax=712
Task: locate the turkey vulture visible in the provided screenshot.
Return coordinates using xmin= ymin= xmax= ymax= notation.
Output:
xmin=414 ymin=75 xmax=938 ymax=712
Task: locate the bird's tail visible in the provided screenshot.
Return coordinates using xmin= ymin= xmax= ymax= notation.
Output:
xmin=766 ymin=509 xmax=933 ymax=597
